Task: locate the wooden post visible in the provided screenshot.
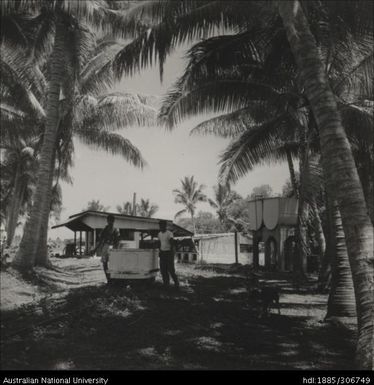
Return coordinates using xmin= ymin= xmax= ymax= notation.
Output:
xmin=93 ymin=229 xmax=96 ymax=248
xmin=85 ymin=231 xmax=89 ymax=255
xmin=253 ymin=232 xmax=259 ymax=269
xmin=79 ymin=231 xmax=82 ymax=256
xmin=234 ymin=231 xmax=239 ymax=264
xmin=132 ymin=192 xmax=137 ymax=216
xmin=74 ymin=232 xmax=77 ymax=255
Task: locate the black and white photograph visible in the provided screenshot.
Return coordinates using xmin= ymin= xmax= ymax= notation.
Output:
xmin=0 ymin=0 xmax=373 ymax=378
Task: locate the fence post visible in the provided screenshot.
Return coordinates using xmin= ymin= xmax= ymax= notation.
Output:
xmin=235 ymin=231 xmax=239 ymax=264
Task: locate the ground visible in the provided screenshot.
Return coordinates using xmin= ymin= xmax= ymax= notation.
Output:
xmin=0 ymin=258 xmax=357 ymax=370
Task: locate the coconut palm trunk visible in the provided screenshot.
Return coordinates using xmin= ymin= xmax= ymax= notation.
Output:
xmin=13 ymin=17 xmax=68 ymax=271
xmin=310 ymin=198 xmax=326 ymax=264
xmin=279 ymin=0 xmax=374 ymax=369
xmin=294 ymin=124 xmax=309 ymax=277
xmin=326 ymin=201 xmax=356 ymax=319
xmin=191 ymin=213 xmax=196 ymax=235
xmin=318 ymin=190 xmax=334 ymax=291
xmin=6 ymin=163 xmax=26 ymax=247
xmin=35 ymin=150 xmax=57 ymax=267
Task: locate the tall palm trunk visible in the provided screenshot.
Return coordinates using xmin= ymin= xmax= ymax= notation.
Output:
xmin=279 ymin=0 xmax=374 ymax=369
xmin=35 ymin=150 xmax=57 ymax=267
xmin=318 ymin=189 xmax=334 ymax=291
xmin=191 ymin=212 xmax=196 ymax=234
xmin=310 ymin=199 xmax=326 ymax=258
xmin=13 ymin=17 xmax=67 ymax=271
xmin=6 ymin=163 xmax=26 ymax=247
xmin=326 ymin=201 xmax=356 ymax=318
xmin=294 ymin=124 xmax=309 ymax=277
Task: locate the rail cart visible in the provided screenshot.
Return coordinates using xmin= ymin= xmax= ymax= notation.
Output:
xmin=107 ymin=236 xmax=160 ymax=283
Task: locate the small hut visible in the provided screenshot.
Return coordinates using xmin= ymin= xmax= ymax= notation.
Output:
xmin=52 ymin=210 xmax=192 ymax=256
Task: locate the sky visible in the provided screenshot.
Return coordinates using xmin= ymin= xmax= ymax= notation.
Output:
xmin=52 ymin=45 xmax=290 ymax=239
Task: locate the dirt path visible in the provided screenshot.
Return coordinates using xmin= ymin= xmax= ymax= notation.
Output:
xmin=0 ymin=261 xmax=356 ymax=370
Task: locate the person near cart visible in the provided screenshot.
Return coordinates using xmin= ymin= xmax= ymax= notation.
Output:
xmin=92 ymin=214 xmax=120 ymax=282
xmin=158 ymin=220 xmax=179 ymax=289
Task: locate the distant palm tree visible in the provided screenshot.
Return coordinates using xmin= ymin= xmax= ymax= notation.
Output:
xmin=85 ymin=200 xmax=109 ymax=212
xmin=173 ymin=176 xmax=207 ymax=234
xmin=208 ymin=184 xmax=240 ymax=228
xmin=116 ymin=202 xmax=133 ymax=215
xmin=137 ymin=198 xmax=159 ymax=218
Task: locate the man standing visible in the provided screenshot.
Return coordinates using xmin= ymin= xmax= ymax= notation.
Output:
xmin=92 ymin=214 xmax=120 ymax=282
xmin=158 ymin=220 xmax=179 ymax=289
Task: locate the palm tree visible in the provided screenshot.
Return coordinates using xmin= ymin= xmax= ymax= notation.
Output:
xmin=173 ymin=176 xmax=207 ymax=234
xmin=208 ymin=184 xmax=240 ymax=229
xmin=116 ymin=198 xmax=158 ymax=217
xmin=84 ymin=200 xmax=109 ymax=212
xmin=137 ymin=198 xmax=159 ymax=218
xmin=116 ymin=202 xmax=133 ymax=215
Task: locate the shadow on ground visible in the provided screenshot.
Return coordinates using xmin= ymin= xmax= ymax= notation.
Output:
xmin=0 ymin=263 xmax=356 ymax=370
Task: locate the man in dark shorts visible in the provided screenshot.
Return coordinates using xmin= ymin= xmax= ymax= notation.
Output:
xmin=157 ymin=220 xmax=179 ymax=289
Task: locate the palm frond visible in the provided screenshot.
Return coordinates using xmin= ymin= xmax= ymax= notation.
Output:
xmin=340 ymin=102 xmax=374 ymax=149
xmin=74 ymin=128 xmax=146 ymax=169
xmin=208 ymin=198 xmax=219 ymax=209
xmin=319 ymin=0 xmax=373 ymax=38
xmin=75 ymin=92 xmax=157 ymax=132
xmin=0 ymin=48 xmax=46 ymax=119
xmin=333 ymin=47 xmax=373 ymax=100
xmin=0 ymin=12 xmax=31 ymax=48
xmin=159 ymin=78 xmax=283 ymax=129
xmin=174 ymin=208 xmax=187 ymax=219
xmin=79 ymin=39 xmax=123 ymax=95
xmin=0 ymin=104 xmax=38 ymax=148
xmin=177 ymin=30 xmax=263 ymax=88
xmin=190 ymin=106 xmax=256 ymax=138
xmin=218 ymin=114 xmax=299 ymax=184
xmin=112 ymin=0 xmax=268 ymax=80
xmin=0 ymin=102 xmax=26 ymax=121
